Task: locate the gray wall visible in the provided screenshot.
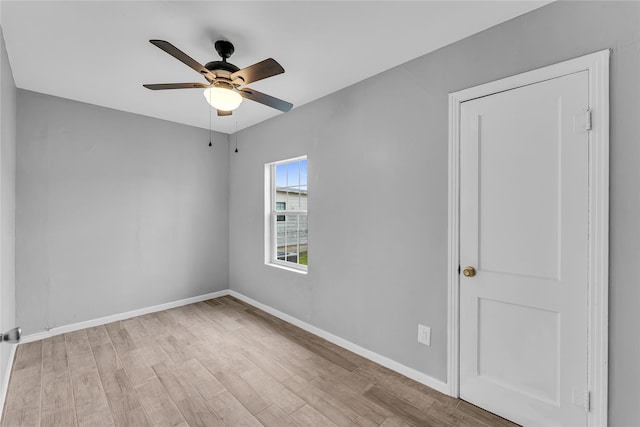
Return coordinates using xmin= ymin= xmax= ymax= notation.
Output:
xmin=228 ymin=2 xmax=640 ymax=425
xmin=0 ymin=27 xmax=16 ymax=389
xmin=16 ymin=91 xmax=229 ymax=334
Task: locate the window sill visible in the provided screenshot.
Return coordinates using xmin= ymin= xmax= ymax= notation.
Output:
xmin=266 ymin=262 xmax=308 ymax=275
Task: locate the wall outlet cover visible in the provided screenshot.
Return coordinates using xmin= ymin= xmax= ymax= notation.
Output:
xmin=418 ymin=324 xmax=431 ymax=346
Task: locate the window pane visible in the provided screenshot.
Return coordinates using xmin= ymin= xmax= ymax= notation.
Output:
xmin=299 ymin=213 xmax=308 ymax=265
xmin=287 ymin=186 xmax=303 ymax=210
xmin=285 ymin=215 xmax=299 ymax=263
xmin=275 ymin=164 xmax=287 ymax=190
xmin=275 ymin=189 xmax=286 ymax=219
xmin=300 ymin=159 xmax=307 ymax=186
xmin=287 ymin=161 xmax=300 ymax=187
xmin=276 ymin=218 xmax=286 ymax=260
xmin=276 ymin=214 xmax=308 ymax=264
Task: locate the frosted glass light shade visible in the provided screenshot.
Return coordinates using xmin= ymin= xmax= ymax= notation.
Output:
xmin=203 ymin=87 xmax=243 ymax=111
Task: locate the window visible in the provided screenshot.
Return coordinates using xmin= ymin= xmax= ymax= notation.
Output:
xmin=266 ymin=156 xmax=308 ymax=271
xmin=275 ymin=202 xmax=286 ymax=222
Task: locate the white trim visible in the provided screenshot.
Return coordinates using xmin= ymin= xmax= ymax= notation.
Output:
xmin=269 ymin=258 xmax=308 ymax=274
xmin=585 ymin=48 xmax=610 ymax=427
xmin=265 ymin=262 xmax=308 ymax=275
xmin=447 ymin=49 xmax=610 ymax=425
xmin=13 ymin=287 xmax=449 ymax=402
xmin=264 ymin=162 xmax=272 ymax=266
xmin=20 ymin=290 xmax=229 ymax=343
xmin=264 ymin=155 xmax=308 ymax=273
xmin=447 ymin=90 xmax=461 ymax=399
xmin=0 ymin=344 xmax=17 ymax=416
xmin=229 ymin=290 xmax=449 ymax=395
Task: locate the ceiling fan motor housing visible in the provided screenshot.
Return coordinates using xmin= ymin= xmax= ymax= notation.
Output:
xmin=205 ymin=40 xmax=240 ymax=81
xmin=204 ymin=60 xmax=240 ymax=75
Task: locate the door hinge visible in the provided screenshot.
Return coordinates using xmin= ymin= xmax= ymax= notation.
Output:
xmin=572 ymin=388 xmax=590 ymax=412
xmin=575 ymin=108 xmax=592 ymax=133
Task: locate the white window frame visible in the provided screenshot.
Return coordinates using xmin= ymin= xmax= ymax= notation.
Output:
xmin=264 ymin=155 xmax=308 ymax=273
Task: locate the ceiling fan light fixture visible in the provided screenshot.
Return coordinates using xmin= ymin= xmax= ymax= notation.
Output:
xmin=203 ymin=87 xmax=243 ymax=111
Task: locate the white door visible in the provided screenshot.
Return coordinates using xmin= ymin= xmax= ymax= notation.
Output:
xmin=459 ymin=71 xmax=590 ymax=427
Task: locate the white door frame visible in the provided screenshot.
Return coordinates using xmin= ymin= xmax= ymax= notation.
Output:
xmin=447 ymin=50 xmax=609 ymax=426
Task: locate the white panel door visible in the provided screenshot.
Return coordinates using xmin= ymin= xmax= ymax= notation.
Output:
xmin=459 ymin=71 xmax=589 ymax=427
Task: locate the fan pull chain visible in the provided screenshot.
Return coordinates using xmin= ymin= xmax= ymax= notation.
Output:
xmin=234 ymin=118 xmax=239 ymax=153
xmin=208 ymin=103 xmax=213 ymax=147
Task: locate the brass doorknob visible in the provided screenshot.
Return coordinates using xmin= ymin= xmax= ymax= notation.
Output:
xmin=463 ymin=266 xmax=476 ymax=277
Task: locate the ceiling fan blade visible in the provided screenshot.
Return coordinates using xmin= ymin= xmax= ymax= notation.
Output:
xmin=149 ymin=40 xmax=216 ymax=81
xmin=143 ymin=83 xmax=209 ymax=90
xmin=239 ymin=88 xmax=293 ymax=112
xmin=217 ymin=110 xmax=232 ymax=116
xmin=231 ymin=58 xmax=284 ymax=86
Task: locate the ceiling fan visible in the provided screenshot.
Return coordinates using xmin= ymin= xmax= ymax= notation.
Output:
xmin=143 ymin=39 xmax=293 ymax=116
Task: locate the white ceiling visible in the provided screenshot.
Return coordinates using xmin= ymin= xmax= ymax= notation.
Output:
xmin=1 ymin=1 xmax=549 ymax=134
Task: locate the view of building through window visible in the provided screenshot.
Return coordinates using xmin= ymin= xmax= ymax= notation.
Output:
xmin=274 ymin=157 xmax=307 ymax=267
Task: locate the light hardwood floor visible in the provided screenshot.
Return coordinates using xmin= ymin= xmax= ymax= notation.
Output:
xmin=1 ymin=296 xmax=518 ymax=427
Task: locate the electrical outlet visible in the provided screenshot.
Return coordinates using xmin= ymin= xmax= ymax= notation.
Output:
xmin=417 ymin=324 xmax=431 ymax=346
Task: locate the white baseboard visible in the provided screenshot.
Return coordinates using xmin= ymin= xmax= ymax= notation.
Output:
xmin=229 ymin=290 xmax=450 ymax=395
xmin=16 ymin=287 xmax=449 ymax=397
xmin=20 ymin=290 xmax=230 ymax=344
xmin=0 ymin=344 xmax=17 ymax=416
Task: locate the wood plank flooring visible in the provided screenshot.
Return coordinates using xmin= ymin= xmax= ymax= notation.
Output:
xmin=1 ymin=296 xmax=518 ymax=427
